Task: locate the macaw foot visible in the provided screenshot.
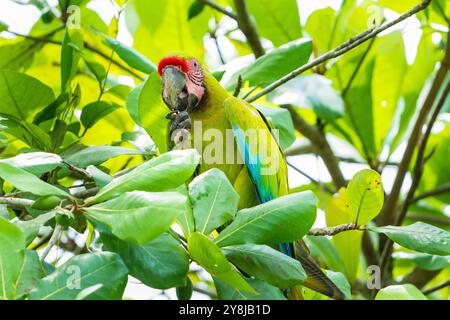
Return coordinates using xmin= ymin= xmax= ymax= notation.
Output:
xmin=167 ymin=111 xmax=192 ymax=149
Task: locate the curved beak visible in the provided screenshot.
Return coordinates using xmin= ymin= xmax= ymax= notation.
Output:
xmin=161 ymin=66 xmax=188 ymax=111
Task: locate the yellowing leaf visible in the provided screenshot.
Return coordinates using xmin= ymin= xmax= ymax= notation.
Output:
xmin=347 ymin=169 xmax=384 ymax=225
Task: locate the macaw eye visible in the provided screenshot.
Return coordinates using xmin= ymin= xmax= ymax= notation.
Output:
xmin=193 ymin=61 xmax=198 ymax=67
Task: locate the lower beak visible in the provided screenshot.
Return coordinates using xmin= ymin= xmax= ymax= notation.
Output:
xmin=162 ymin=67 xmax=187 ymax=111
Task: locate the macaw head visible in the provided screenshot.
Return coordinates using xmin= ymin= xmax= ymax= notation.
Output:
xmin=158 ymin=56 xmax=206 ymax=112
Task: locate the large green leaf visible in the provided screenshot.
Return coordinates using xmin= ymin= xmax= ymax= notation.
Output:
xmin=214 ymin=277 xmax=286 ymax=300
xmin=88 ymin=149 xmax=200 ymax=204
xmin=63 ymin=145 xmax=144 ymax=168
xmin=347 ymin=169 xmax=383 ymax=225
xmin=267 ymin=75 xmax=344 ymax=122
xmin=138 ymin=72 xmax=170 ymax=153
xmin=101 ymin=33 xmax=156 ymax=74
xmin=325 ymin=188 xmax=362 ymax=283
xmin=0 ymin=152 xmax=62 ymax=176
xmin=29 ymin=252 xmax=128 ymax=300
xmin=126 ymin=82 xmax=144 ymax=126
xmin=15 ymin=251 xmax=46 ymax=299
xmin=0 ymin=162 xmax=70 ymax=197
xmin=393 ymin=252 xmax=450 ymax=271
xmin=80 ymin=101 xmax=120 ymax=131
xmin=215 ymin=191 xmax=317 ymax=247
xmin=375 ymin=284 xmax=427 ymax=300
xmin=189 ymin=169 xmax=239 ymax=235
xmin=61 ymin=28 xmax=82 ymax=91
xmin=305 ymin=7 xmax=336 ymax=54
xmin=85 ymin=191 xmax=187 ymax=244
xmin=225 ymin=38 xmax=312 ymax=90
xmin=243 ymin=0 xmax=302 ymax=46
xmin=188 ymin=232 xmax=255 ymax=293
xmin=222 ymin=244 xmax=306 ymax=289
xmin=370 ymin=222 xmax=450 ymax=256
xmin=254 ymin=105 xmax=296 ymax=150
xmin=0 ymin=70 xmax=54 ymax=122
xmin=0 ymin=218 xmax=25 ymax=300
xmin=100 ymin=230 xmax=189 ymax=289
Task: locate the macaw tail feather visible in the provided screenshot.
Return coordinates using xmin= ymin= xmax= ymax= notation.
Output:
xmin=295 ymin=240 xmax=345 ymax=300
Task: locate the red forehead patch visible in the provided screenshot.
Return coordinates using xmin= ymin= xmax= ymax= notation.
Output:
xmin=158 ymin=56 xmax=188 ymax=76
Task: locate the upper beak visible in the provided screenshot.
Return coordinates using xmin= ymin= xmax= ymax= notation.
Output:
xmin=161 ymin=66 xmax=188 ymax=111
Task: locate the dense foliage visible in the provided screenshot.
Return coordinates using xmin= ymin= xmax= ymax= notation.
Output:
xmin=0 ymin=0 xmax=449 ymax=300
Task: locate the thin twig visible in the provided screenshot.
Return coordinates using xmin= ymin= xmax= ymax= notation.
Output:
xmin=287 ymin=161 xmax=335 ymax=195
xmin=423 ymin=280 xmax=450 ymax=295
xmin=0 ymin=197 xmax=35 ymax=209
xmin=40 ymin=224 xmax=63 ymax=261
xmin=284 ymin=105 xmax=346 ymax=189
xmin=198 ymin=0 xmax=238 ymax=20
xmin=233 ymin=0 xmax=265 ymax=58
xmin=233 ymin=75 xmax=243 ymax=97
xmin=409 ymin=183 xmax=450 ymax=204
xmin=308 ymin=223 xmax=362 ymax=236
xmin=246 ymin=0 xmax=432 ymax=103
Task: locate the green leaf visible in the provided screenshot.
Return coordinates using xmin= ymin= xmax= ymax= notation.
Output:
xmin=243 ymin=0 xmax=302 ymax=46
xmin=176 ymin=277 xmax=193 ymax=300
xmin=125 ymin=82 xmax=144 ymax=126
xmin=88 ymin=149 xmax=200 ymax=204
xmin=29 ymin=252 xmax=128 ymax=300
xmin=100 ymin=230 xmax=189 ymax=289
xmin=0 ymin=70 xmax=55 ymax=122
xmin=305 ymin=7 xmax=335 ymax=54
xmin=17 ymin=211 xmax=57 ymax=245
xmin=326 ymin=270 xmax=351 ymax=300
xmin=215 ymin=191 xmax=317 ymax=247
xmin=254 ymin=105 xmax=296 ymax=150
xmin=0 ymin=218 xmax=25 ymax=300
xmin=325 ymin=188 xmax=362 ymax=283
xmin=0 ymin=152 xmax=62 ymax=176
xmin=222 ymin=244 xmax=306 ymax=289
xmin=369 ymin=222 xmax=450 ymax=256
xmin=63 ymin=145 xmax=144 ymax=168
xmin=61 ymin=29 xmax=82 ymax=91
xmin=347 ymin=169 xmax=383 ymax=225
xmin=304 ymin=236 xmax=346 ymax=276
xmin=189 ymin=169 xmax=239 ymax=235
xmin=85 ymin=191 xmax=187 ymax=244
xmin=101 ymin=33 xmax=156 ymax=74
xmin=225 ymin=38 xmax=312 ymax=90
xmin=0 ymin=162 xmax=70 ymax=197
xmin=268 ymin=75 xmax=344 ymax=122
xmin=80 ymin=101 xmax=120 ymax=130
xmin=393 ymin=252 xmax=450 ymax=271
xmin=138 ymin=72 xmax=170 ymax=153
xmin=15 ymin=251 xmax=46 ymax=299
xmin=375 ymin=284 xmax=427 ymax=300
xmin=86 ymin=165 xmax=112 ymax=188
xmin=188 ymin=0 xmax=205 ymax=20
xmin=214 ymin=277 xmax=286 ymax=300
xmin=188 ymin=232 xmax=255 ymax=293
xmin=0 ymin=20 xmax=8 ymax=32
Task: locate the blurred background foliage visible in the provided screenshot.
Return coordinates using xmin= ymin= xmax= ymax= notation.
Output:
xmin=0 ymin=0 xmax=449 ymax=300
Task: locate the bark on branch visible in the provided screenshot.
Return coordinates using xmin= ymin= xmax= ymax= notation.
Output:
xmin=308 ymin=223 xmax=362 ymax=236
xmin=233 ymin=0 xmax=265 ymax=58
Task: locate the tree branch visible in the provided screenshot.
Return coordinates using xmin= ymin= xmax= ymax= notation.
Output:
xmin=287 ymin=161 xmax=336 ymax=195
xmin=198 ymin=0 xmax=238 ymax=20
xmin=409 ymin=182 xmax=450 ymax=204
xmin=379 ymin=78 xmax=450 ymax=282
xmin=40 ymin=224 xmax=62 ymax=260
xmin=8 ymin=30 xmax=145 ymax=81
xmin=0 ymin=197 xmax=35 ymax=209
xmin=423 ymin=280 xmax=450 ymax=295
xmin=379 ymin=30 xmax=450 ymax=227
xmin=246 ymin=0 xmax=432 ymax=103
xmin=283 ymin=105 xmax=347 ymax=189
xmin=308 ymin=223 xmax=362 ymax=236
xmin=233 ymin=0 xmax=265 ymax=58
xmin=400 ymin=268 xmax=442 ymax=289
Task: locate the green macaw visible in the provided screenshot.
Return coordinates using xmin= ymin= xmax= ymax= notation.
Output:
xmin=158 ymin=55 xmax=344 ymax=300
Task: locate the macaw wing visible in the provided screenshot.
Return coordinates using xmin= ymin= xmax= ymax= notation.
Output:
xmin=223 ymin=96 xmax=288 ymax=203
